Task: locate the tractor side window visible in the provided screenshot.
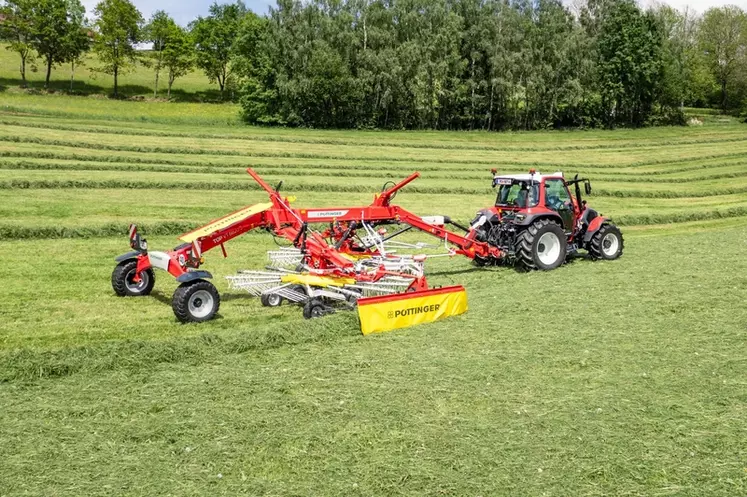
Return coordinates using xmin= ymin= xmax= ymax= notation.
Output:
xmin=544 ymin=179 xmax=571 ymax=211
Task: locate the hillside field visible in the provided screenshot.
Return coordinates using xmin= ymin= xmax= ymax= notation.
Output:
xmin=0 ymin=93 xmax=745 ymax=496
xmin=0 ymin=44 xmax=223 ymax=101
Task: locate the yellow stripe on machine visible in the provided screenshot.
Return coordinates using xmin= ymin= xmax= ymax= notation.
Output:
xmin=357 ymin=285 xmax=468 ymax=336
xmin=179 ymin=203 xmax=273 ymax=243
xmin=280 ymin=274 xmax=357 ymax=288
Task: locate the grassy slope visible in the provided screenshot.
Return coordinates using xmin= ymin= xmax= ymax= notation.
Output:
xmin=0 ymin=45 xmax=220 ymax=100
xmin=0 ymin=92 xmax=745 ymax=496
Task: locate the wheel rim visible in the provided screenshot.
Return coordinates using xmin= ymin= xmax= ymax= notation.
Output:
xmin=188 ymin=290 xmax=214 ymax=318
xmin=125 ymin=269 xmax=149 ymax=293
xmin=310 ymin=305 xmax=325 ymax=318
xmin=267 ymin=293 xmax=282 ymax=306
xmin=602 ymin=232 xmax=619 ymax=256
xmin=536 ymin=232 xmax=561 ymax=266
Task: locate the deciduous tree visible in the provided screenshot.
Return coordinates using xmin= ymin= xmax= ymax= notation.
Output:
xmin=91 ymin=0 xmax=143 ymax=97
xmin=191 ymin=1 xmax=247 ymax=97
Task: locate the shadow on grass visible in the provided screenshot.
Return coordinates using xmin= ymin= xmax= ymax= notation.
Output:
xmin=0 ymin=77 xmax=230 ymax=103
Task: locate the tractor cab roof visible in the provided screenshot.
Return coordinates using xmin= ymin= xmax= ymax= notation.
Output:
xmin=492 ymin=170 xmax=563 ymax=187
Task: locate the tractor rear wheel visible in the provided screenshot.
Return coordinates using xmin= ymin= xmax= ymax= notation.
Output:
xmin=112 ymin=260 xmax=155 ymax=297
xmin=589 ymin=223 xmax=624 ymax=260
xmin=516 ymin=219 xmax=567 ymax=271
xmin=172 ymin=279 xmax=220 ymax=323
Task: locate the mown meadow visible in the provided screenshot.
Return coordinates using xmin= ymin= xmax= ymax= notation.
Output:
xmin=0 ymin=93 xmax=745 ymax=496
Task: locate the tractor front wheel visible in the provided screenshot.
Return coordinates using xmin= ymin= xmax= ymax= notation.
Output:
xmin=112 ymin=260 xmax=155 ymax=297
xmin=172 ymin=279 xmax=220 ymax=323
xmin=589 ymin=223 xmax=624 ymax=260
xmin=516 ymin=219 xmax=567 ymax=271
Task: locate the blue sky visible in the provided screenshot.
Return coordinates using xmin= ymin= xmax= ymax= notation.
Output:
xmin=81 ymin=0 xmax=746 ymax=26
xmin=80 ymin=0 xmax=273 ymax=26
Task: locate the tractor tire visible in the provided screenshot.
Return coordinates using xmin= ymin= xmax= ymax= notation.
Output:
xmin=589 ymin=223 xmax=624 ymax=260
xmin=302 ymin=298 xmax=327 ymax=319
xmin=172 ymin=279 xmax=220 ymax=323
xmin=516 ymin=219 xmax=567 ymax=271
xmin=111 ymin=260 xmax=155 ymax=297
xmin=260 ymin=293 xmax=283 ymax=307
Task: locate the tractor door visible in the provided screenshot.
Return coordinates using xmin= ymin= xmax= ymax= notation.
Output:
xmin=544 ymin=179 xmax=574 ymax=232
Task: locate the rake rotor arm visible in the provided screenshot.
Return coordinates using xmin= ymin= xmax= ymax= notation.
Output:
xmin=373 ymin=172 xmax=420 ymax=206
xmin=393 ymin=207 xmax=503 ymax=259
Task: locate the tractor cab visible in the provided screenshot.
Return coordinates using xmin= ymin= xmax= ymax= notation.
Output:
xmin=490 ymin=169 xmax=595 ymax=231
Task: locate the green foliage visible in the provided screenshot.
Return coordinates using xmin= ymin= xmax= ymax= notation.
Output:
xmin=589 ymin=1 xmax=663 ymax=126
xmin=162 ymin=23 xmax=194 ymax=99
xmin=91 ymin=0 xmax=143 ymax=97
xmin=234 ymin=0 xmax=690 ymax=130
xmin=28 ymin=0 xmax=87 ymax=88
xmin=190 ymin=1 xmax=247 ymax=96
xmin=0 ymin=0 xmax=36 ymax=87
xmin=143 ymin=10 xmax=172 ymax=97
xmin=698 ymin=6 xmax=747 ymax=111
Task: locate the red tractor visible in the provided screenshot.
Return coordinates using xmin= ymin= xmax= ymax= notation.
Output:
xmin=469 ymin=169 xmax=623 ymax=270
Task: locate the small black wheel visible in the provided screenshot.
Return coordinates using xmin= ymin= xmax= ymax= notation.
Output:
xmin=112 ymin=259 xmax=155 ymax=297
xmin=260 ymin=293 xmax=283 ymax=307
xmin=302 ymin=298 xmax=327 ymax=319
xmin=472 ymin=255 xmax=490 ymax=267
xmin=172 ymin=279 xmax=220 ymax=323
xmin=516 ymin=219 xmax=567 ymax=271
xmin=345 ymin=289 xmax=362 ymax=304
xmin=589 ymin=223 xmax=624 ymax=260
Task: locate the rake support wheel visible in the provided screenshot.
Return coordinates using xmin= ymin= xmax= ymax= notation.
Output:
xmin=172 ymin=279 xmax=221 ymax=323
xmin=112 ymin=260 xmax=155 ymax=297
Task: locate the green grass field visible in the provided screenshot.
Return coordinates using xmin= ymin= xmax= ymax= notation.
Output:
xmin=0 ymin=92 xmax=746 ymax=496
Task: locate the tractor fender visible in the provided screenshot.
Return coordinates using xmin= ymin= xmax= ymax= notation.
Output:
xmin=583 ymin=216 xmax=609 ymax=243
xmin=515 ymin=212 xmax=564 ymax=227
xmin=115 ymin=250 xmax=142 ymax=263
xmin=176 ymin=271 xmax=213 ymax=283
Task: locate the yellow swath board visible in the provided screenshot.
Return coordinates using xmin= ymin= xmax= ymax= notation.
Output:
xmin=179 ymin=203 xmax=274 ymax=243
xmin=357 ymin=285 xmax=468 ymax=335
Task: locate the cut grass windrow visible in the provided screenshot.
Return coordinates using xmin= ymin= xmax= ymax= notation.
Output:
xmin=3 ymin=178 xmax=747 ymax=198
xmin=3 ymin=159 xmax=746 ymax=183
xmin=3 ymin=118 xmax=747 ymax=152
xmin=5 ymin=210 xmax=747 ymax=240
xmin=5 ymin=134 xmax=747 ymax=170
xmin=0 ymin=315 xmax=360 ymax=382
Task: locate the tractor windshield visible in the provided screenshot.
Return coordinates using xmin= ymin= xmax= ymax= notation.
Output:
xmin=496 ymin=182 xmax=539 ymax=208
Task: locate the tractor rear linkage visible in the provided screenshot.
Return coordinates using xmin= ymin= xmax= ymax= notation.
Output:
xmin=112 ymin=168 xmax=622 ymax=323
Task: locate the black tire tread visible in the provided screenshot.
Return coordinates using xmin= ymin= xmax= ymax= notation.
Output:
xmin=302 ymin=298 xmax=326 ymax=319
xmin=589 ymin=223 xmax=624 ymax=260
xmin=172 ymin=279 xmax=221 ymax=323
xmin=111 ymin=260 xmax=155 ymax=297
xmin=515 ymin=219 xmax=567 ymax=271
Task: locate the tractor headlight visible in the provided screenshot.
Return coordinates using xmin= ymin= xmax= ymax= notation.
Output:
xmin=515 ymin=214 xmax=526 ymax=222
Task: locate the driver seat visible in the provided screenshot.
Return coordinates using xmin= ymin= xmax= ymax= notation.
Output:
xmin=515 ymin=190 xmax=528 ymax=208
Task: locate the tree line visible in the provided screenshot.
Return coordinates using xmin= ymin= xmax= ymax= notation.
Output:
xmin=2 ymin=0 xmax=747 ymax=130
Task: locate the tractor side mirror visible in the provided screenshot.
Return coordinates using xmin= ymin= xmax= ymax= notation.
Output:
xmin=585 ymin=182 xmax=592 ymax=195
